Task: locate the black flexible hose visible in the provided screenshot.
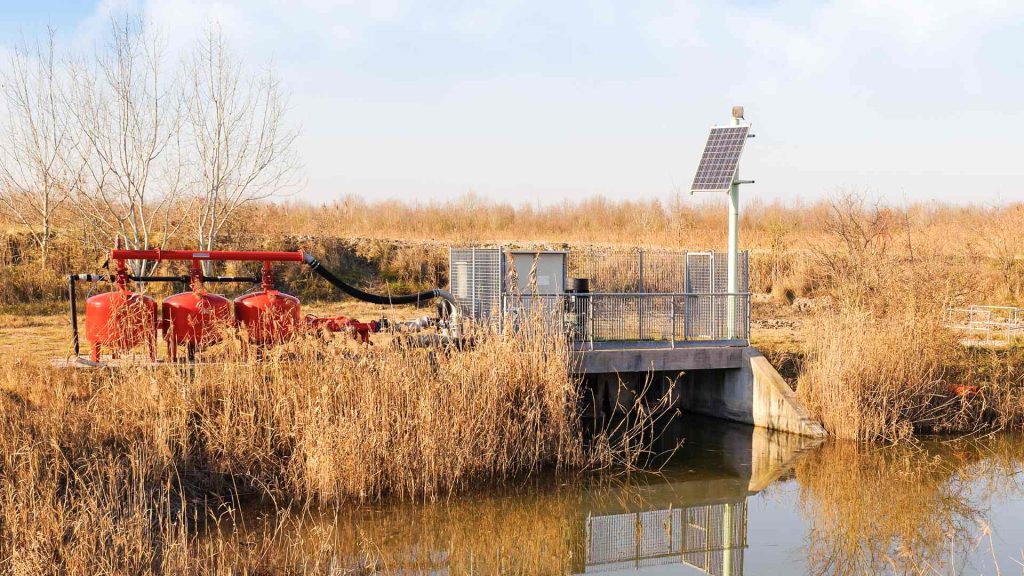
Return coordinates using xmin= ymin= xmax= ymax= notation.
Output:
xmin=302 ymin=253 xmax=443 ymax=306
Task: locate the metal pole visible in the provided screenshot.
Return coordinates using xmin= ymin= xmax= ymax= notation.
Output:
xmin=683 ymin=253 xmax=690 ymax=341
xmin=499 ymin=246 xmax=505 ymax=335
xmin=589 ymin=295 xmax=594 ymax=350
xmin=727 ymin=183 xmax=738 ymax=340
xmin=727 ymin=114 xmax=741 ymax=340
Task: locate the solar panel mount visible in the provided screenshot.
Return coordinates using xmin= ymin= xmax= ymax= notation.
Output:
xmin=690 ymin=125 xmax=750 ymax=193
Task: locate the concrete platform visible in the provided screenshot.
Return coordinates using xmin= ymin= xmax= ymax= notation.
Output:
xmin=575 ymin=342 xmax=745 ymax=374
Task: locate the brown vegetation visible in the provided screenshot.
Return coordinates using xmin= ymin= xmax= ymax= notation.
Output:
xmin=4 ymin=194 xmax=1023 ymax=303
xmin=3 ymin=194 xmax=1024 ymax=443
xmin=0 ymin=326 xmax=638 ymax=573
xmin=796 ymin=195 xmax=1024 ymax=441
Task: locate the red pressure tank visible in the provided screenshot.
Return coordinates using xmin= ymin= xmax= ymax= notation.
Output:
xmin=84 ymin=289 xmax=158 ymax=362
xmin=234 ymin=290 xmax=301 ymax=345
xmin=162 ymin=291 xmax=233 ymax=361
xmin=234 ymin=263 xmax=300 ymax=345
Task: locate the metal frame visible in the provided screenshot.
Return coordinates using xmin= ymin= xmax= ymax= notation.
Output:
xmin=689 ymin=124 xmax=751 ymax=194
xmin=945 ymin=305 xmax=1024 ymax=344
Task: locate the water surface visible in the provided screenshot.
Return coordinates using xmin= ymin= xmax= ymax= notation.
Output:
xmin=225 ymin=416 xmax=1024 ymax=575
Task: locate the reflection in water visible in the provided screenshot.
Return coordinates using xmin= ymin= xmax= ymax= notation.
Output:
xmin=797 ymin=437 xmax=1024 ymax=575
xmin=211 ymin=416 xmax=818 ymax=575
xmin=207 ymin=419 xmax=1024 ymax=575
xmin=583 ymin=499 xmax=746 ymax=574
xmin=576 ymin=418 xmax=818 ymax=575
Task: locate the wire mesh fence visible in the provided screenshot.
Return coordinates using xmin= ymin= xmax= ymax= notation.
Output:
xmin=567 ymin=248 xmax=747 ymax=294
xmin=452 ymin=247 xmax=750 ymax=345
xmin=504 ymin=292 xmax=749 ymax=346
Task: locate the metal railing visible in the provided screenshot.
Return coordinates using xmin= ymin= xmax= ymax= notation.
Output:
xmin=502 ymin=292 xmax=750 ymax=348
xmin=945 ymin=305 xmax=1024 ymax=344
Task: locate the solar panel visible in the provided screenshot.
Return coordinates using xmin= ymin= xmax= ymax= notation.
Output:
xmin=690 ymin=125 xmax=749 ymax=193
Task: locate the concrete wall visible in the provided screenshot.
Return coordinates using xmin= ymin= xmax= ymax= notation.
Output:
xmin=680 ymin=347 xmax=827 ymax=438
xmin=582 ymin=347 xmax=827 ymax=438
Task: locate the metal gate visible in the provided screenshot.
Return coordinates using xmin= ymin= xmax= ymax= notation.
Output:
xmin=684 ymin=252 xmax=748 ymax=341
xmin=449 ymin=247 xmax=502 ymax=322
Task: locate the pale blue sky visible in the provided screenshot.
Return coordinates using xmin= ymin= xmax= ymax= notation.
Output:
xmin=2 ymin=0 xmax=1023 ymax=206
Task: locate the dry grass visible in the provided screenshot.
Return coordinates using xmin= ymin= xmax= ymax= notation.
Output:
xmin=794 ymin=195 xmax=1024 ymax=441
xmin=0 ymin=321 xmax=655 ymax=574
xmin=4 ymin=195 xmax=1024 ymax=305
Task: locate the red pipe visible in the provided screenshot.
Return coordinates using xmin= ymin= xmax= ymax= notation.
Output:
xmin=110 ymin=249 xmax=305 ymax=262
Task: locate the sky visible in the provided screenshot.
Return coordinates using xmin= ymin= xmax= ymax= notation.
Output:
xmin=2 ymin=0 xmax=1023 ymax=207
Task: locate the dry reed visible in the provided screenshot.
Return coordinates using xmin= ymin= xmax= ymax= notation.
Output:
xmin=0 ymin=322 xmax=636 ymax=574
xmin=797 ymin=194 xmax=1024 ymax=441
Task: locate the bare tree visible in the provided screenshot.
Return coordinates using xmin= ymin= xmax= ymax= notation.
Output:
xmin=0 ymin=29 xmax=74 ymax=267
xmin=66 ymin=17 xmax=185 ymax=275
xmin=185 ymin=27 xmax=299 ymax=268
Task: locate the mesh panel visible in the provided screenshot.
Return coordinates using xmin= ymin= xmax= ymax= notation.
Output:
xmin=685 ymin=251 xmax=748 ymax=340
xmin=449 ymin=248 xmax=501 ymax=322
xmin=568 ymin=248 xmax=689 ymax=293
xmin=568 ymin=248 xmax=641 ymax=292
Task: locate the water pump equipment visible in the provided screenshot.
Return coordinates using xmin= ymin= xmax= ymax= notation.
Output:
xmin=68 ymin=245 xmax=460 ymax=363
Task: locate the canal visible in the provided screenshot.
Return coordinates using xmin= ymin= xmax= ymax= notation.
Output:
xmin=215 ymin=416 xmax=1024 ymax=575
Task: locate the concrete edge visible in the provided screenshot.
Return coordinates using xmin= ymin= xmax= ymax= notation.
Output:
xmin=748 ymin=347 xmax=828 ymax=439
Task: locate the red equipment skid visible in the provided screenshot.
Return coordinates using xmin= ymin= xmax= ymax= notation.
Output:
xmin=81 ymin=248 xmax=385 ymax=360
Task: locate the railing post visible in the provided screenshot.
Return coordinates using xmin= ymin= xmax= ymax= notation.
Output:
xmin=684 ymin=291 xmax=690 ymax=341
